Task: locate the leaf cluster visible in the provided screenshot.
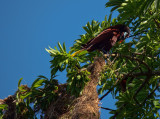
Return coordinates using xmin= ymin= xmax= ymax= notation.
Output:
xmin=0 ymin=76 xmax=58 ymax=118
xmin=45 ymin=16 xmax=118 ymax=96
xmin=102 ymin=0 xmax=160 ymax=118
xmin=1 ymin=0 xmax=160 ymax=118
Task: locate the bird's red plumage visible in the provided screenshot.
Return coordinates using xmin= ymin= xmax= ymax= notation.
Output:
xmin=82 ymin=24 xmax=130 ymax=53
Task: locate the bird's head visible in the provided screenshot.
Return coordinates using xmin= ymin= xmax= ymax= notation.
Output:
xmin=117 ymin=24 xmax=130 ymax=43
xmin=121 ymin=25 xmax=130 ymax=39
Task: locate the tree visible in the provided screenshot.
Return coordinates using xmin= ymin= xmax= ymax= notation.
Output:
xmin=0 ymin=0 xmax=160 ymax=118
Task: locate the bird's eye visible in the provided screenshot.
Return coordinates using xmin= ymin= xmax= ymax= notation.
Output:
xmin=124 ymin=32 xmax=128 ymax=38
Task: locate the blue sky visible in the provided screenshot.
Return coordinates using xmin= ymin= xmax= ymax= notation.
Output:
xmin=0 ymin=0 xmax=118 ymax=118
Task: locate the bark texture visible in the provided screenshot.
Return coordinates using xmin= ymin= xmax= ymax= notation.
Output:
xmin=70 ymin=57 xmax=105 ymax=119
xmin=58 ymin=57 xmax=105 ymax=119
xmin=1 ymin=57 xmax=105 ymax=119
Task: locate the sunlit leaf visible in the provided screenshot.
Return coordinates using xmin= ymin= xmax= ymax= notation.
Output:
xmin=0 ymin=104 xmax=8 ymax=110
xmin=31 ymin=79 xmax=45 ymax=89
xmin=18 ymin=78 xmax=23 ymax=87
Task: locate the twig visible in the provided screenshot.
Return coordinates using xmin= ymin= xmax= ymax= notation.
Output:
xmin=112 ymin=75 xmax=160 ymax=118
xmin=133 ymin=97 xmax=141 ymax=105
xmin=112 ymin=104 xmax=126 ymax=119
xmin=141 ymin=82 xmax=160 ymax=105
xmin=154 ymin=19 xmax=160 ymax=28
xmin=99 ymin=87 xmax=114 ymax=100
xmin=149 ymin=11 xmax=160 ymax=29
xmin=102 ymin=53 xmax=160 ymax=101
xmin=124 ymin=70 xmax=160 ymax=78
xmin=133 ymin=75 xmax=152 ymax=99
xmin=100 ymin=62 xmax=146 ymax=101
xmin=153 ymin=71 xmax=160 ymax=76
xmin=104 ymin=53 xmax=151 ymax=72
xmin=129 ymin=30 xmax=148 ymax=38
xmin=100 ymin=106 xmax=116 ymax=111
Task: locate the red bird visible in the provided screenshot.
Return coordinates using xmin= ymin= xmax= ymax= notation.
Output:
xmin=71 ymin=24 xmax=130 ymax=57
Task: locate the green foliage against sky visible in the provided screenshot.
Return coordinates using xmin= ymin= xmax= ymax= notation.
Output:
xmin=1 ymin=0 xmax=160 ymax=118
xmin=46 ymin=0 xmax=160 ymax=118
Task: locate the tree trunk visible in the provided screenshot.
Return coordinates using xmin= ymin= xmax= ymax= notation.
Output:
xmin=45 ymin=57 xmax=105 ymax=119
xmin=1 ymin=57 xmax=105 ymax=119
xmin=68 ymin=57 xmax=105 ymax=119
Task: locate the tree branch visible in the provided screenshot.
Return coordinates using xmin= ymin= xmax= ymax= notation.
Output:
xmin=129 ymin=30 xmax=148 ymax=38
xmin=124 ymin=70 xmax=160 ymax=79
xmin=149 ymin=11 xmax=160 ymax=29
xmin=112 ymin=104 xmax=126 ymax=119
xmin=100 ymin=106 xmax=116 ymax=111
xmin=141 ymin=82 xmax=160 ymax=105
xmin=99 ymin=86 xmax=115 ymax=100
xmin=101 ymin=53 xmax=160 ymax=101
xmin=106 ymin=53 xmax=151 ymax=72
xmin=133 ymin=75 xmax=152 ymax=99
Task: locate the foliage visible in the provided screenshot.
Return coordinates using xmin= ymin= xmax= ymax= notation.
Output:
xmin=0 ymin=0 xmax=160 ymax=118
xmin=46 ymin=42 xmax=91 ymax=96
xmin=103 ymin=0 xmax=160 ymax=118
xmin=0 ymin=76 xmax=59 ymax=118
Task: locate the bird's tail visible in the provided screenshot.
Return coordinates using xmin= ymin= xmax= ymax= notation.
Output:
xmin=71 ymin=49 xmax=84 ymax=57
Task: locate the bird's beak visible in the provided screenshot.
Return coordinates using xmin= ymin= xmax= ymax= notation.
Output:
xmin=119 ymin=32 xmax=129 ymax=44
xmin=119 ymin=31 xmax=130 ymax=44
xmin=124 ymin=32 xmax=129 ymax=38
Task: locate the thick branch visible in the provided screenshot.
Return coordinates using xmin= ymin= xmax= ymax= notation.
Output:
xmin=64 ymin=57 xmax=106 ymax=119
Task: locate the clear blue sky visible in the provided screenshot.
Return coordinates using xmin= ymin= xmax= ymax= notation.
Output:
xmin=0 ymin=0 xmax=118 ymax=118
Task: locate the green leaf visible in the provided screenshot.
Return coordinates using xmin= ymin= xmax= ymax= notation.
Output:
xmin=18 ymin=86 xmax=27 ymax=92
xmin=0 ymin=104 xmax=8 ymax=110
xmin=31 ymin=79 xmax=45 ymax=89
xmin=18 ymin=78 xmax=23 ymax=87
xmin=87 ymin=22 xmax=92 ymax=35
xmin=83 ymin=26 xmax=90 ymax=34
xmin=45 ymin=46 xmax=58 ymax=55
xmin=38 ymin=75 xmax=48 ymax=80
xmin=63 ymin=42 xmax=66 ymax=52
xmin=58 ymin=42 xmax=64 ymax=53
xmin=155 ymin=0 xmax=160 ymax=12
xmin=108 ymin=13 xmax=112 ymax=24
xmin=154 ymin=99 xmax=160 ymax=108
xmin=20 ymin=92 xmax=32 ymax=99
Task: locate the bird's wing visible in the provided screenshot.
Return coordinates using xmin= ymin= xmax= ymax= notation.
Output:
xmin=110 ymin=32 xmax=120 ymax=46
xmin=85 ymin=29 xmax=113 ymax=46
xmin=100 ymin=33 xmax=119 ymax=52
